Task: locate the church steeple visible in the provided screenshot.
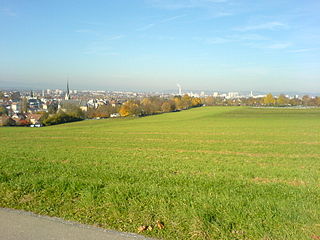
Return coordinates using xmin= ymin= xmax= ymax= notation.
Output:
xmin=65 ymin=81 xmax=70 ymax=100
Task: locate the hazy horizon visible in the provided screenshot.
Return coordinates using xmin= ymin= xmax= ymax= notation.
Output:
xmin=1 ymin=0 xmax=319 ymax=92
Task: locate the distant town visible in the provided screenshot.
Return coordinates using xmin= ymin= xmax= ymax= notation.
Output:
xmin=1 ymin=83 xmax=319 ymax=127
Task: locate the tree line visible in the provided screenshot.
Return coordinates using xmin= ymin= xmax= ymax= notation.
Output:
xmin=203 ymin=94 xmax=320 ymax=107
xmin=89 ymin=95 xmax=202 ymax=118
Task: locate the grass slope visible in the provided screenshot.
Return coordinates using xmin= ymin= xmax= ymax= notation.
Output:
xmin=0 ymin=107 xmax=320 ymax=239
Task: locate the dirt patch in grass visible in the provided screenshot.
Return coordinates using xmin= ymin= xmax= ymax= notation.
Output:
xmin=252 ymin=177 xmax=306 ymax=186
xmin=13 ymin=135 xmax=320 ymax=147
xmin=19 ymin=194 xmax=34 ymax=204
xmin=79 ymin=146 xmax=320 ymax=158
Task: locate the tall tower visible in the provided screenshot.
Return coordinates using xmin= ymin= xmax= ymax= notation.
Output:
xmin=177 ymin=84 xmax=182 ymax=96
xmin=65 ymin=81 xmax=70 ymax=100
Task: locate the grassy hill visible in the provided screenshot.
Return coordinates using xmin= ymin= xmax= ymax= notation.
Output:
xmin=1 ymin=106 xmax=320 ymax=239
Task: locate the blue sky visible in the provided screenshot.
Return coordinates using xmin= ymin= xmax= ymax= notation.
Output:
xmin=0 ymin=0 xmax=319 ymax=92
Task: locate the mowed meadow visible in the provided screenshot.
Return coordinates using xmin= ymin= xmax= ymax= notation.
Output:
xmin=0 ymin=107 xmax=320 ymax=239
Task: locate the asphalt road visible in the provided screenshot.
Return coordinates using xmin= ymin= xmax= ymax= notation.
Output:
xmin=0 ymin=208 xmax=153 ymax=240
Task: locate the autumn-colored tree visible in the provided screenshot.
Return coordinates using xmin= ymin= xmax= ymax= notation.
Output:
xmin=119 ymin=105 xmax=130 ymax=117
xmin=60 ymin=103 xmax=85 ymax=119
xmin=243 ymin=97 xmax=260 ymax=106
xmin=141 ymin=98 xmax=152 ymax=106
xmin=263 ymin=93 xmax=276 ymax=106
xmin=149 ymin=97 xmax=163 ymax=113
xmin=174 ymin=96 xmax=183 ymax=110
xmin=39 ymin=112 xmax=49 ymax=123
xmin=86 ymin=108 xmax=98 ymax=119
xmin=93 ymin=105 xmax=117 ymax=118
xmin=119 ymin=101 xmax=142 ymax=117
xmin=181 ymin=94 xmax=192 ymax=109
xmin=302 ymin=95 xmax=311 ymax=106
xmin=277 ymin=94 xmax=289 ymax=106
xmin=206 ymin=97 xmax=225 ymax=106
xmin=141 ymin=98 xmax=154 ymax=115
xmin=16 ymin=119 xmax=31 ymax=126
xmin=204 ymin=96 xmax=214 ymax=106
xmin=227 ymin=98 xmax=241 ymax=106
xmin=142 ymin=97 xmax=164 ymax=115
xmin=191 ymin=97 xmax=202 ymax=107
xmin=43 ymin=112 xmax=83 ymax=126
xmin=161 ymin=101 xmax=172 ymax=112
xmin=289 ymin=97 xmax=301 ymax=106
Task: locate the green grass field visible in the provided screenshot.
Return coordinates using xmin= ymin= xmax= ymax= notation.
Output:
xmin=1 ymin=107 xmax=320 ymax=239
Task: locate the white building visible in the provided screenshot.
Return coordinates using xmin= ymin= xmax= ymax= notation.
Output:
xmin=55 ymin=89 xmax=63 ymax=95
xmin=177 ymin=84 xmax=182 ymax=96
xmin=11 ymin=103 xmax=21 ymax=113
xmin=227 ymin=92 xmax=239 ymax=99
xmin=110 ymin=113 xmax=120 ymax=118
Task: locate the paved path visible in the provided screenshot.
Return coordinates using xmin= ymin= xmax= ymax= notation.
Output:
xmin=0 ymin=208 xmax=153 ymax=240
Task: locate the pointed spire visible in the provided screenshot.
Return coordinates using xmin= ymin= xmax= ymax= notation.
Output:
xmin=65 ymin=79 xmax=70 ymax=100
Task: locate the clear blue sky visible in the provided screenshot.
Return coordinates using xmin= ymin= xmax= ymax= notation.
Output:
xmin=1 ymin=0 xmax=319 ymax=92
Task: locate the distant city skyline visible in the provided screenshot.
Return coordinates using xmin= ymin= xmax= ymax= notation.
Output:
xmin=1 ymin=0 xmax=319 ymax=92
xmin=2 ymin=85 xmax=320 ymax=97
